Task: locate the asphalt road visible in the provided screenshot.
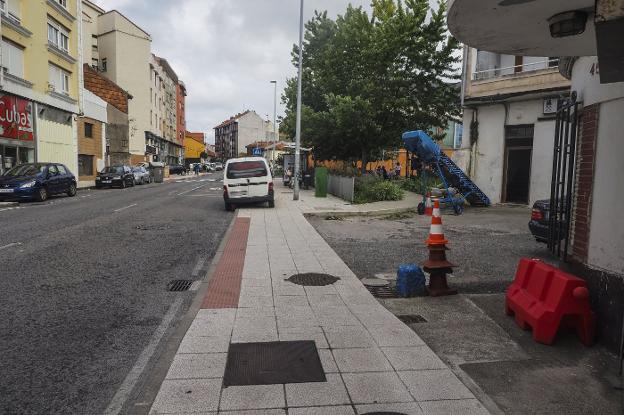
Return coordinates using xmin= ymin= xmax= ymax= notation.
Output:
xmin=0 ymin=173 xmax=232 ymax=415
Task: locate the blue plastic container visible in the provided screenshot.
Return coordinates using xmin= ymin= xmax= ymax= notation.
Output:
xmin=396 ymin=264 xmax=426 ymax=298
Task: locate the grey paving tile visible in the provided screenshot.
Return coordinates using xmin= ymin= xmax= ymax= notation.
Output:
xmin=278 ymin=327 xmax=329 ymax=348
xmin=285 ymin=374 xmax=351 ymax=407
xmin=323 ymin=326 xmax=376 ymax=349
xmin=233 ymin=316 xmax=277 ymax=331
xmin=355 ymin=402 xmax=424 ymax=415
xmin=231 ymin=327 xmax=278 ymax=343
xmin=166 ymin=353 xmax=227 ymax=380
xmin=276 ymin=316 xmax=320 ymax=330
xmin=178 ymin=336 xmax=231 ymax=354
xmin=288 ymin=406 xmax=355 ymax=415
xmin=240 ymin=285 xmax=273 ymax=297
xmin=236 ymin=307 xmax=276 ymax=318
xmin=366 ymin=325 xmax=425 ymax=347
xmin=219 ymin=384 xmax=285 ymax=410
xmin=342 ymin=372 xmax=414 ymax=404
xmin=318 ymin=349 xmax=339 ymax=373
xmin=304 ymin=286 xmax=339 ymax=296
xmin=333 ymin=348 xmax=393 ymax=373
xmin=308 ymin=295 xmax=345 ymax=308
xmin=398 ymin=370 xmax=475 ymax=401
xmin=150 ymin=379 xmax=221 ymax=413
xmin=238 ymin=295 xmax=274 ymax=308
xmin=274 ymin=295 xmax=310 ymax=307
xmin=186 ymin=319 xmax=233 ymax=338
xmin=418 ymin=399 xmax=490 ymax=415
xmin=381 ymin=347 xmax=448 ymax=371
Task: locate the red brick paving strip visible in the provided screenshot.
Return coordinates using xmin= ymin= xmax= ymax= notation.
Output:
xmin=201 ymin=217 xmax=250 ymax=308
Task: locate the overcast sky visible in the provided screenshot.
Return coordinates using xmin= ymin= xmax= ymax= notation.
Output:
xmin=92 ymin=1 xmax=427 ymax=143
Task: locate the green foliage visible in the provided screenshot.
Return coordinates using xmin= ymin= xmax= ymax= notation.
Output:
xmin=354 ymin=176 xmax=404 ymax=204
xmin=399 ymin=176 xmax=443 ymax=195
xmin=281 ymin=1 xmax=460 ymax=172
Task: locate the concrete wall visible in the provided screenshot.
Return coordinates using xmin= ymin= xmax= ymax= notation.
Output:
xmin=460 ymin=100 xmax=556 ymax=205
xmin=587 ymin=98 xmax=624 ymax=275
xmin=97 ymin=12 xmax=151 ymax=157
xmin=106 ymin=104 xmax=130 ymax=165
xmin=237 ymin=112 xmax=267 ymax=155
xmin=37 ymin=116 xmax=78 ymax=175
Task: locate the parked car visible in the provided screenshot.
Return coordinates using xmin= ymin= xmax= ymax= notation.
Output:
xmin=96 ymin=166 xmax=135 ymax=189
xmin=529 ymin=199 xmax=567 ymax=243
xmin=169 ymin=164 xmax=187 ymax=175
xmin=223 ymin=157 xmax=274 ymax=211
xmin=209 ymin=162 xmax=216 ymax=171
xmin=132 ymin=166 xmax=151 ymax=185
xmin=214 ymin=162 xmax=223 ymax=171
xmin=0 ymin=163 xmax=77 ymax=202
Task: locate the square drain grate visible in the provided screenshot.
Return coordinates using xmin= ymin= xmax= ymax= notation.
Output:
xmin=397 ymin=314 xmax=428 ymax=324
xmin=223 ymin=341 xmax=326 ymax=387
xmin=366 ymin=285 xmax=399 ymax=298
xmin=167 ymin=279 xmax=194 ymax=292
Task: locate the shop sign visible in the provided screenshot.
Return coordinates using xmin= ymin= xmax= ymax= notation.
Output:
xmin=0 ymin=94 xmax=34 ymax=141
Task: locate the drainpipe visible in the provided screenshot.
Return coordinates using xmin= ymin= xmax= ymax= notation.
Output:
xmin=460 ymin=44 xmax=468 ymax=108
xmin=0 ymin=11 xmax=4 ymax=89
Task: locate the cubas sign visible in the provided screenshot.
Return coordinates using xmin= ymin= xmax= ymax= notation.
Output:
xmin=0 ymin=94 xmax=34 ymax=141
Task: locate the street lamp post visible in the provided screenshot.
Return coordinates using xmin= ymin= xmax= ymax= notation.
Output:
xmin=293 ymin=0 xmax=304 ymax=201
xmin=270 ymin=80 xmax=277 ymax=160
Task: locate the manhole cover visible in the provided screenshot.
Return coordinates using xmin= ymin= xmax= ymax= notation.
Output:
xmin=361 ymin=278 xmax=389 ymax=287
xmin=361 ymin=413 xmax=408 ymax=415
xmin=167 ymin=280 xmax=193 ymax=292
xmin=366 ymin=285 xmax=399 ymax=298
xmin=286 ymin=273 xmax=340 ymax=286
xmin=397 ymin=314 xmax=428 ymax=324
xmin=223 ymin=341 xmax=326 ymax=387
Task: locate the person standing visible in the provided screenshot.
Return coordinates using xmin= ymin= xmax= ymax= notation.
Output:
xmin=394 ymin=161 xmax=402 ymax=178
xmin=194 ymin=163 xmax=200 ymax=176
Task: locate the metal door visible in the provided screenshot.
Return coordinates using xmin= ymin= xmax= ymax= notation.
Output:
xmin=548 ymin=94 xmax=580 ymax=260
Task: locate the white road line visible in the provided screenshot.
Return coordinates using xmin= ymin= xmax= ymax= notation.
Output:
xmin=177 ymin=183 xmax=208 ymax=196
xmin=113 ymin=203 xmax=138 ymax=212
xmin=0 ymin=242 xmax=22 ymax=251
xmin=0 ymin=207 xmax=20 ymax=212
xmin=191 ymin=257 xmax=206 ymax=277
xmin=189 ymin=281 xmax=201 ymax=291
xmin=103 ymin=297 xmax=183 ymax=415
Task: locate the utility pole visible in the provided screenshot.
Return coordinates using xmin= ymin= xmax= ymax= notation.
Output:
xmin=293 ymin=0 xmax=304 ymax=201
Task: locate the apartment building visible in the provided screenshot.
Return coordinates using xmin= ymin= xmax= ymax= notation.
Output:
xmin=1 ymin=0 xmax=81 ymax=175
xmin=176 ymin=80 xmax=186 ymax=147
xmin=184 ymin=131 xmax=205 ymax=166
xmin=214 ymin=110 xmax=274 ymax=160
xmin=152 ymin=55 xmax=182 ymax=165
xmin=455 ymin=48 xmax=571 ymax=205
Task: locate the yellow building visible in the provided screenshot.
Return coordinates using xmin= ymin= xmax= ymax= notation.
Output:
xmin=1 ymin=0 xmax=80 ymax=174
xmin=184 ymin=131 xmax=205 ymax=163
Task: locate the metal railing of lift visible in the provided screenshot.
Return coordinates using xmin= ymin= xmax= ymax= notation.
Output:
xmin=472 ymin=58 xmax=560 ymax=80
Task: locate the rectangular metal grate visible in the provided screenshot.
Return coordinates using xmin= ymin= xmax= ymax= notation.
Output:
xmin=223 ymin=341 xmax=326 ymax=387
xmin=366 ymin=285 xmax=399 ymax=298
xmin=167 ymin=279 xmax=194 ymax=292
xmin=397 ymin=314 xmax=428 ymax=324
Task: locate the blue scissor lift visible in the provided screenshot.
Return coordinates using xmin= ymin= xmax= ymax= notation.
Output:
xmin=402 ymin=130 xmax=491 ymax=215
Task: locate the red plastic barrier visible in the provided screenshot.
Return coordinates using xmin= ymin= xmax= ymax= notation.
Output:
xmin=505 ymin=258 xmax=595 ymax=346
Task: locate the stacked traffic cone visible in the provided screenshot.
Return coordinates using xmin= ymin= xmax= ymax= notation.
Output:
xmin=423 ymin=200 xmax=457 ymax=296
xmin=424 ymin=193 xmax=433 ymax=216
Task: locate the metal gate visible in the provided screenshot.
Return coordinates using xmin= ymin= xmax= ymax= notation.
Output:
xmin=548 ymin=93 xmax=580 ymax=260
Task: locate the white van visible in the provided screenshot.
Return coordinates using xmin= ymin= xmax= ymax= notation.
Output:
xmin=223 ymin=157 xmax=274 ymax=211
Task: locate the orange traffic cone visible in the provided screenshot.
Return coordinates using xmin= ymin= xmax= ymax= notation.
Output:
xmin=424 ymin=193 xmax=433 ymax=216
xmin=423 ymin=200 xmax=457 ymax=296
xmin=425 ymin=200 xmax=448 ymax=246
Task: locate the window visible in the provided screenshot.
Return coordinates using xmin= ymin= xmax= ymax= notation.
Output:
xmin=56 ymin=164 xmax=67 ymax=175
xmin=1 ymin=0 xmax=20 ymax=23
xmin=54 ymin=0 xmax=67 ymax=9
xmin=1 ymin=39 xmax=24 ymax=78
xmin=48 ymin=19 xmax=69 ymax=53
xmin=91 ymin=58 xmax=98 ymax=70
xmin=84 ymin=122 xmax=93 ymax=138
xmin=48 ymin=64 xmax=70 ymax=94
xmin=100 ymin=58 xmax=107 ymax=72
xmin=78 ymin=156 xmax=93 ymax=176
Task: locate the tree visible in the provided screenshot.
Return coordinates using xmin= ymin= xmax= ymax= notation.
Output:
xmin=281 ymin=0 xmax=460 ymax=173
xmin=200 ymin=151 xmax=209 ymax=160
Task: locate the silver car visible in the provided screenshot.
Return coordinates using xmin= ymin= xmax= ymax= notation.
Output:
xmin=132 ymin=166 xmax=151 ymax=185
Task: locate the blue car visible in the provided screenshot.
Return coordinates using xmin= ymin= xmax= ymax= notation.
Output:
xmin=0 ymin=163 xmax=77 ymax=202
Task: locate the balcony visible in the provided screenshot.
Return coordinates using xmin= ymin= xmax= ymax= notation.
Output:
xmin=473 ymin=58 xmax=559 ymax=81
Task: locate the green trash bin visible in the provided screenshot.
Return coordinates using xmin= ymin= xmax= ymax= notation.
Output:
xmin=315 ymin=167 xmax=328 ymax=197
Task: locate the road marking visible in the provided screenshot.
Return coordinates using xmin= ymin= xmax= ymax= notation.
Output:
xmin=189 ymin=281 xmax=201 ymax=291
xmin=113 ymin=203 xmax=138 ymax=212
xmin=103 ymin=297 xmax=183 ymax=415
xmin=177 ymin=183 xmax=208 ymax=196
xmin=0 ymin=242 xmax=22 ymax=251
xmin=191 ymin=257 xmax=206 ymax=277
xmin=0 ymin=207 xmax=20 ymax=212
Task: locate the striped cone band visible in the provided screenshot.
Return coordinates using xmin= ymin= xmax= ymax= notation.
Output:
xmin=426 ymin=199 xmax=448 ymax=245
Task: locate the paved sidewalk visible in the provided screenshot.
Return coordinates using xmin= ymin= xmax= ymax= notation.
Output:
xmin=149 ymin=192 xmax=490 ymax=415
